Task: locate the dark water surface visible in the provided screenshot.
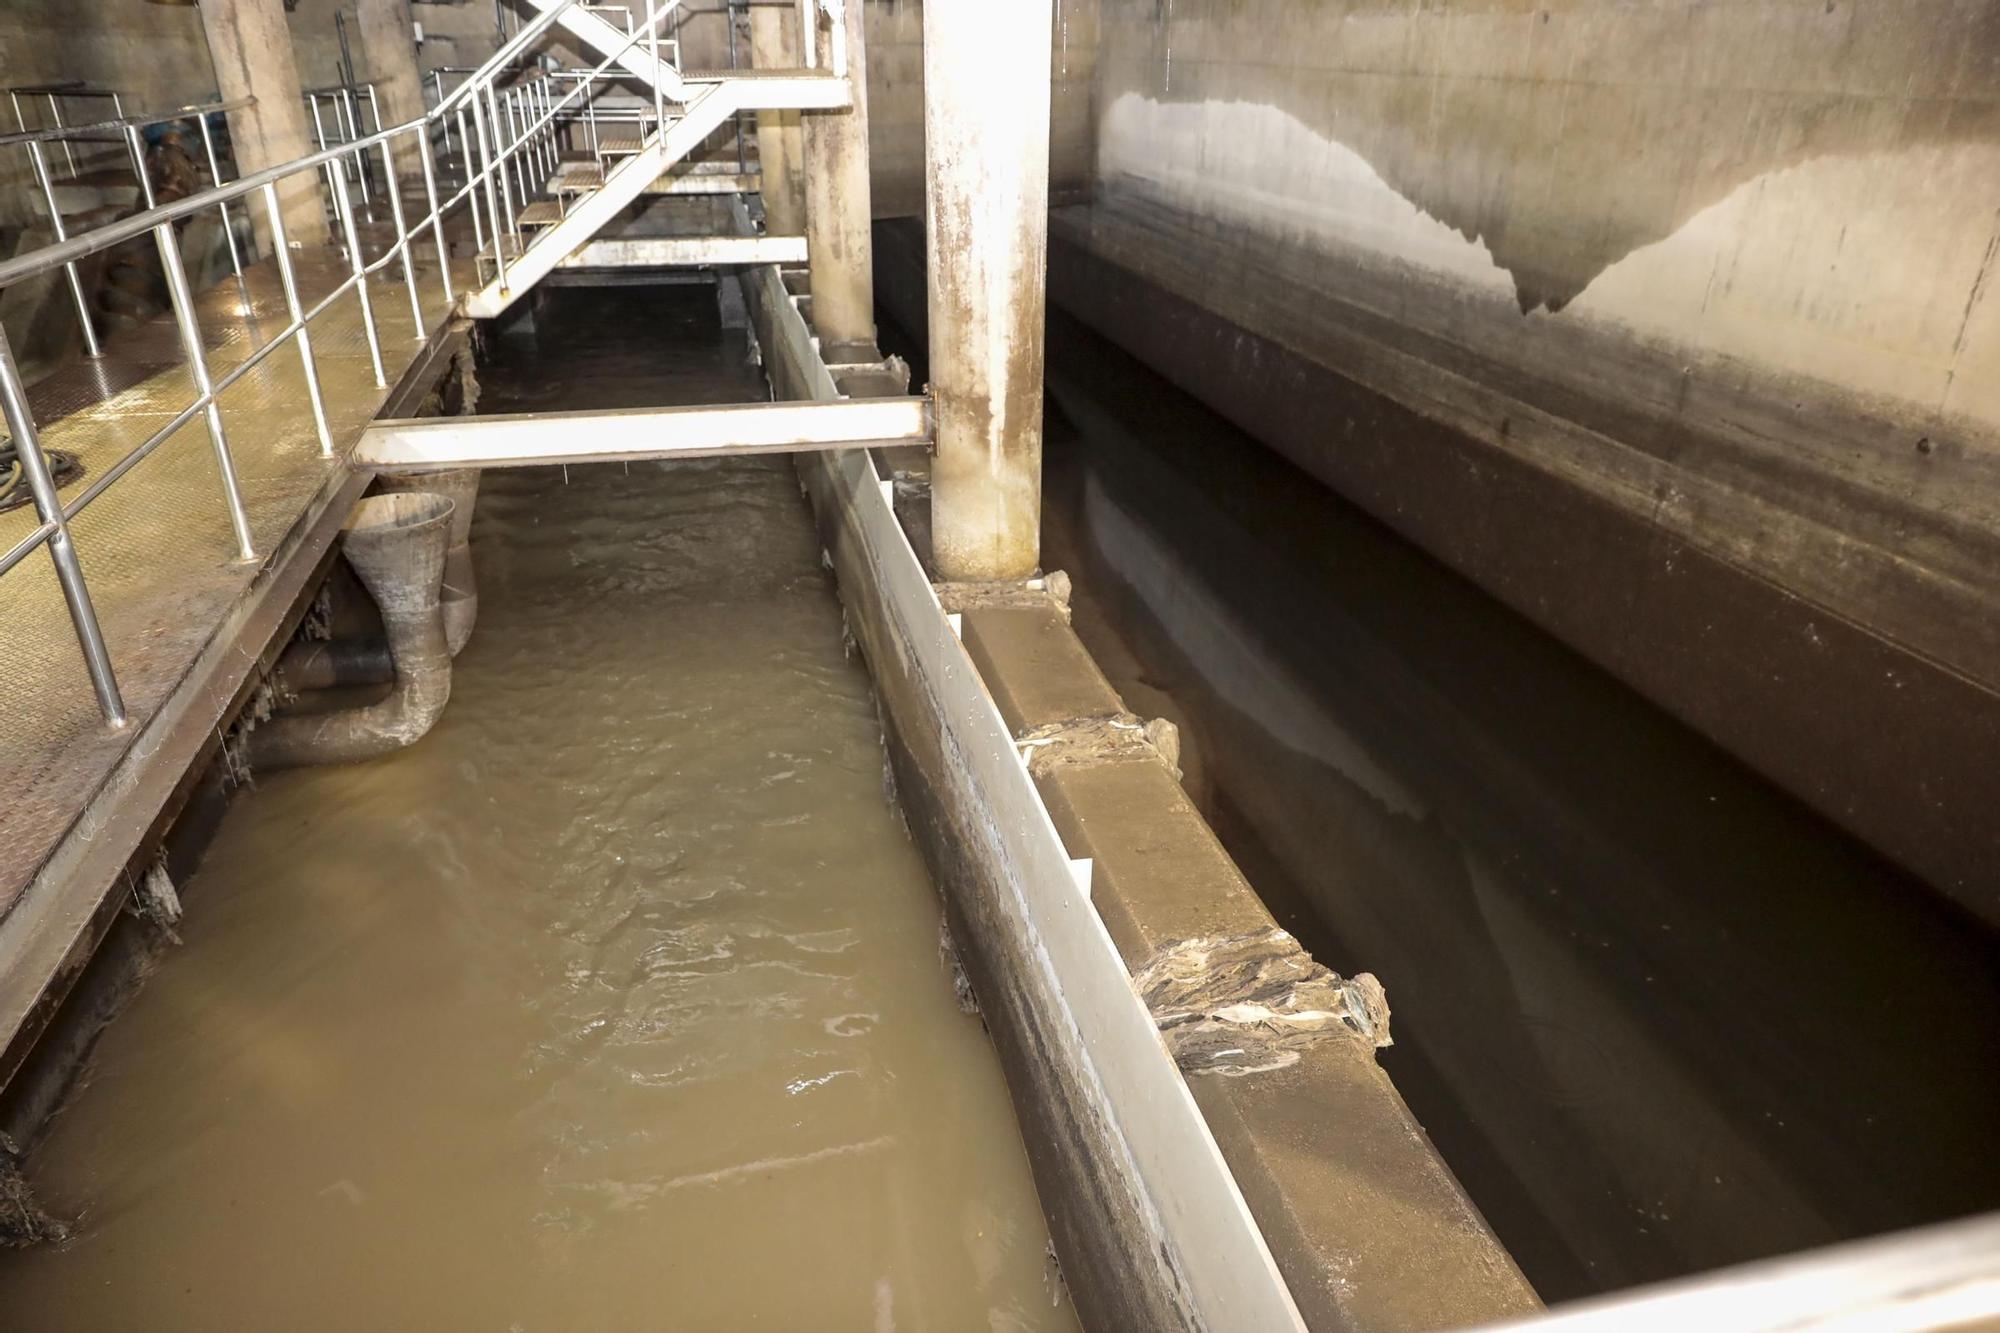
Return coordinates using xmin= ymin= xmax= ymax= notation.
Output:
xmin=893 ymin=304 xmax=2000 ymax=1304
xmin=0 ymin=286 xmax=1075 ymax=1331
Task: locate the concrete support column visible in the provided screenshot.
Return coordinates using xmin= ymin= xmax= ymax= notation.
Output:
xmin=923 ymin=0 xmax=1054 ymax=580
xmin=803 ymin=0 xmax=874 ymax=347
xmin=356 ymin=0 xmax=428 ymax=129
xmin=203 ymin=0 xmax=325 ymax=250
xmin=750 ymin=4 xmax=805 ymax=236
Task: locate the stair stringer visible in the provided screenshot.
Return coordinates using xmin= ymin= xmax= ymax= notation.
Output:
xmin=461 ymin=87 xmax=735 ymax=319
xmin=528 ymin=0 xmax=689 ymax=103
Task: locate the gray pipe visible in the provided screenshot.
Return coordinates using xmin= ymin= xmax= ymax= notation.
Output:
xmin=272 ymin=636 xmax=395 ymax=693
xmin=249 ymin=492 xmax=454 ymax=770
xmin=376 ymin=469 xmax=479 ymax=656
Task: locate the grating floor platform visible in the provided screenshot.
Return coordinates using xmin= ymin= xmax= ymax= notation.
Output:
xmin=0 ymin=212 xmax=478 ymax=924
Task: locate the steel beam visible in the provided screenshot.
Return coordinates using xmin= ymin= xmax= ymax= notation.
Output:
xmin=460 ymin=75 xmax=847 ymax=319
xmin=558 ymin=235 xmax=808 ymax=268
xmin=355 ymin=396 xmax=932 ymax=471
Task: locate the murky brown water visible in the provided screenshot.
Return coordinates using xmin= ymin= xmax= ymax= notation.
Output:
xmin=0 ymin=287 xmax=1077 ymax=1331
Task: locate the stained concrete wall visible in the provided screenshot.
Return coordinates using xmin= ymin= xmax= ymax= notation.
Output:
xmin=865 ymin=0 xmax=1096 ymax=218
xmin=1059 ymin=0 xmax=2000 ymax=909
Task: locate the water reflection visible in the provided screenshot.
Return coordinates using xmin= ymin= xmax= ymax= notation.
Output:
xmin=1035 ymin=307 xmax=2000 ymax=1303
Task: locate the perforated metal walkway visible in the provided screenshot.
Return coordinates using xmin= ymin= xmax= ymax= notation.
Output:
xmin=0 ymin=219 xmax=474 ymax=923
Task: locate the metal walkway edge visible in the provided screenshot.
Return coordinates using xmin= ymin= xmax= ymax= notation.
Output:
xmin=0 ymin=220 xmax=476 ymax=1085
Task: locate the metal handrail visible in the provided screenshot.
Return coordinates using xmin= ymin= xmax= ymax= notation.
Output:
xmin=0 ymin=0 xmax=837 ymax=726
xmin=0 ymin=98 xmax=251 ymax=152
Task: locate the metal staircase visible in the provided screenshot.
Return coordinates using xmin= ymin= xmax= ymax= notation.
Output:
xmin=454 ymin=0 xmax=850 ymax=318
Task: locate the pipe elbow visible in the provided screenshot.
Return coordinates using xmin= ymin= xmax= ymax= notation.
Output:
xmin=249 ymin=491 xmax=457 ymax=773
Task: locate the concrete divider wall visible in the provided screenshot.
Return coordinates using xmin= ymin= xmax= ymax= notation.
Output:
xmin=1039 ymin=0 xmax=2000 ymax=910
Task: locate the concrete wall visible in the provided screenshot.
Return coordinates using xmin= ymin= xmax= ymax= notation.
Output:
xmin=1059 ymin=0 xmax=2000 ymax=908
xmin=865 ymin=0 xmax=1097 ymax=217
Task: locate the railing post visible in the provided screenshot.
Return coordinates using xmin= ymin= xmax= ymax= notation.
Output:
xmin=262 ymin=183 xmax=336 ymax=459
xmin=457 ymin=104 xmax=487 ymax=256
xmin=648 ymin=0 xmax=665 ymax=141
xmin=123 ymin=125 xmax=157 ymax=210
xmin=416 ymin=125 xmax=455 ymax=307
xmin=470 ymin=89 xmax=509 ymax=289
xmin=485 ymin=83 xmax=520 ymax=245
xmin=435 ymin=72 xmax=453 ymax=154
xmin=538 ymin=80 xmax=558 ymax=175
xmin=26 ymin=141 xmax=100 ymax=358
xmin=152 ymin=221 xmax=257 ymax=562
xmin=46 ymin=93 xmax=79 ymax=180
xmin=308 ymin=95 xmax=345 ymax=216
xmin=378 ymin=133 xmax=427 ymax=338
xmin=0 ymin=323 xmax=125 ymax=726
xmin=337 ymin=88 xmax=373 ymax=208
xmin=507 ymin=88 xmax=533 ymax=199
xmin=330 ymin=165 xmax=388 ymax=387
xmin=194 ymin=111 xmax=246 ymax=274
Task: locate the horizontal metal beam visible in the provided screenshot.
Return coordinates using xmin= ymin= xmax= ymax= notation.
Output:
xmin=355 ymin=397 xmax=932 ymax=471
xmin=560 ymin=235 xmax=808 ymax=268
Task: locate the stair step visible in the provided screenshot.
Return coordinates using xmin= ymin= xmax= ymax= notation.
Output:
xmin=516 ymin=201 xmax=565 ymax=228
xmin=553 ymin=163 xmax=605 ymax=194
xmin=595 ymin=132 xmax=649 ymax=157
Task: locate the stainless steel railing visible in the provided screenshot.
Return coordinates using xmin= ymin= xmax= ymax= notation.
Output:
xmin=6 ymin=83 xmax=125 ymax=181
xmin=0 ymin=2 xmax=585 ymax=727
xmin=1 ymin=98 xmax=256 ymax=357
xmin=0 ymin=0 xmax=840 ymax=728
xmin=303 ymin=80 xmax=388 ymax=213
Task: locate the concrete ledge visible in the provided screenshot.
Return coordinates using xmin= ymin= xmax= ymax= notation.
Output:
xmin=965 ymin=600 xmax=1541 ymax=1330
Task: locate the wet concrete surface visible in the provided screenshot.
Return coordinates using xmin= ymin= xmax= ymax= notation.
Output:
xmin=906 ymin=305 xmax=2000 ymax=1305
xmin=0 ymin=286 xmax=1076 ymax=1331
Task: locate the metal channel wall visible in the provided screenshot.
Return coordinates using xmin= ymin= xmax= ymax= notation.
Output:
xmin=741 ymin=261 xmax=1309 ymax=1331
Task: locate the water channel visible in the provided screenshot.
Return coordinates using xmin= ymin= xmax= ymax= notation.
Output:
xmin=0 ymin=285 xmax=1077 ymax=1331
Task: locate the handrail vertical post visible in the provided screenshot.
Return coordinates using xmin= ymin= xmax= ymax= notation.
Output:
xmin=434 ymin=71 xmax=453 ymax=154
xmin=153 ymin=219 xmax=257 ymax=562
xmin=456 ymin=104 xmax=486 ymax=254
xmin=378 ymin=133 xmax=427 ymax=337
xmin=416 ymin=125 xmax=454 ymax=306
xmin=485 ymin=83 xmax=519 ymax=245
xmin=0 ymin=323 xmax=125 ymax=726
xmin=262 ymin=183 xmax=335 ymax=459
xmin=330 ymin=163 xmax=388 ymax=387
xmin=507 ymin=88 xmax=532 ymax=199
xmin=309 ymin=95 xmax=344 ymax=213
xmin=537 ymin=80 xmax=557 ymax=175
xmin=337 ymin=88 xmax=373 ymax=208
xmin=124 ymin=123 xmax=157 ymax=209
xmin=194 ymin=110 xmax=245 ymax=274
xmin=46 ymin=93 xmax=78 ymax=179
xmin=648 ymin=0 xmax=664 ymax=141
xmin=27 ymin=141 xmax=100 ymax=358
xmin=470 ymin=89 xmax=509 ymax=287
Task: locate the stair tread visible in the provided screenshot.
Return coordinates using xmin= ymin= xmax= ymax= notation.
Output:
xmin=595 ymin=132 xmax=649 ymax=155
xmin=682 ymin=68 xmax=838 ymax=80
xmin=554 ymin=163 xmax=606 ymax=192
xmin=516 ymin=200 xmax=565 ymax=226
